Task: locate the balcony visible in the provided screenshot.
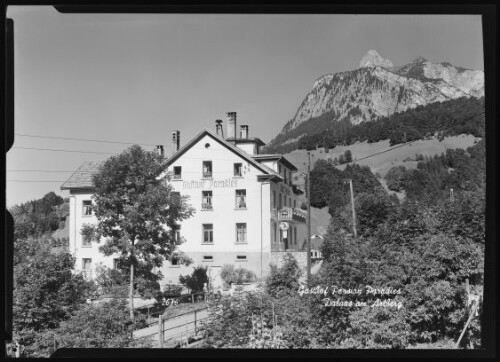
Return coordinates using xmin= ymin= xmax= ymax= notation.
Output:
xmin=272 ymin=207 xmax=307 ymax=222
xmin=201 ymin=203 xmax=213 ymax=210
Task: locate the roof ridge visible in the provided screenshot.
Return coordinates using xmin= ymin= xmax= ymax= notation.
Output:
xmin=166 ymin=128 xmax=282 ymax=179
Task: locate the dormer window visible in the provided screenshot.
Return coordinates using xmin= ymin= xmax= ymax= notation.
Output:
xmin=202 ymin=161 xmax=213 ymax=178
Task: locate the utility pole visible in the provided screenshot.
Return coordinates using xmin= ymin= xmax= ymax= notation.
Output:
xmin=306 ymin=151 xmax=312 ymax=283
xmin=344 ymin=179 xmax=357 ymax=237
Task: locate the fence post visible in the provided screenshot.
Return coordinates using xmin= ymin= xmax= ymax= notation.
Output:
xmin=194 ymin=310 xmax=197 ymax=334
xmin=191 ymin=294 xmax=195 ymax=304
xmin=158 ymin=314 xmax=163 ymax=348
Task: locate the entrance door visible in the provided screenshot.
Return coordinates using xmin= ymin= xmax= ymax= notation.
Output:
xmin=208 ymin=266 xmax=223 ymax=292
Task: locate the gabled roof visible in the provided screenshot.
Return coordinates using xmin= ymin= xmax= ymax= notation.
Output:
xmin=61 ymin=129 xmax=285 ymax=191
xmin=60 ymin=161 xmax=103 ymax=190
xmin=165 ymin=128 xmax=282 ymax=179
xmin=252 ymin=154 xmax=298 ymax=172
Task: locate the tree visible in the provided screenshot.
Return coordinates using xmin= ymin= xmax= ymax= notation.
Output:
xmin=86 ymin=145 xmax=194 ymax=320
xmin=355 ymin=192 xmax=395 ymax=236
xmin=385 ymin=165 xmax=407 ymax=192
xmin=266 ymin=253 xmax=302 ymax=297
xmin=13 ymin=237 xmax=94 ymax=357
xmin=179 ymin=265 xmax=209 ymax=294
xmin=344 ymin=150 xmax=353 ymax=163
xmin=10 ymin=192 xmax=65 ymax=240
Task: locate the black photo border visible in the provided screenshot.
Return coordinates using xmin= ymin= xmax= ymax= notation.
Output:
xmin=2 ymin=0 xmax=497 ymax=359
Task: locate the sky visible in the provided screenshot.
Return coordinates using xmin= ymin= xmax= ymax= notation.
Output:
xmin=6 ymin=7 xmax=484 ymax=207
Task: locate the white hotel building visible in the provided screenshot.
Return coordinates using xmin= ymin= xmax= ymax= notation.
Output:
xmin=61 ymin=112 xmax=308 ymax=288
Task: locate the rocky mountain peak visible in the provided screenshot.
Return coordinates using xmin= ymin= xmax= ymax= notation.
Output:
xmin=411 ymin=56 xmax=428 ymax=63
xmin=359 ymin=49 xmax=393 ymax=69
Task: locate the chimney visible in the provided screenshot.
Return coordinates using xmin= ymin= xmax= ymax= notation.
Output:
xmin=240 ymin=125 xmax=249 ymax=139
xmin=156 ymin=145 xmax=164 ymax=157
xmin=171 ymin=131 xmax=180 ymax=154
xmin=215 ymin=119 xmax=224 ymax=137
xmin=226 ymin=112 xmax=237 ymax=139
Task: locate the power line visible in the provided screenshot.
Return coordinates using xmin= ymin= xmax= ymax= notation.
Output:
xmin=14 ymin=133 xmax=167 ymax=148
xmin=8 ymin=170 xmax=78 ymax=172
xmin=7 ymin=180 xmax=67 ymax=182
xmin=12 ymin=147 xmax=117 ymax=155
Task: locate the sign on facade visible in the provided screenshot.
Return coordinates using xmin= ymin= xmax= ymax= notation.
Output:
xmin=182 ymin=179 xmax=239 ymax=189
xmin=279 ymin=222 xmax=289 ymax=230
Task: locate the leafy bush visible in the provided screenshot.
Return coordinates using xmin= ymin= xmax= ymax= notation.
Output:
xmin=220 ymin=264 xmax=256 ymax=289
xmin=55 ymin=299 xmax=151 ymax=349
xmin=13 ymin=237 xmax=95 ymax=357
xmin=266 ymin=253 xmax=302 ymax=297
xmin=179 ymin=265 xmax=208 ymax=293
xmin=385 ymin=165 xmax=407 ymax=192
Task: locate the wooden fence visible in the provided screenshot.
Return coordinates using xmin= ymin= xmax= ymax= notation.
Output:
xmin=133 ymin=306 xmax=208 ymax=347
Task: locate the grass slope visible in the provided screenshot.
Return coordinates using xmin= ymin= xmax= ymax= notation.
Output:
xmin=287 ymin=134 xmax=481 ymax=230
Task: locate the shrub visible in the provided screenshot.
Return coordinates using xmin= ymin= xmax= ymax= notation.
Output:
xmin=220 ymin=264 xmax=257 ymax=288
xmin=179 ymin=265 xmax=208 ymax=294
xmin=266 ymin=253 xmax=302 ymax=296
xmin=385 ymin=165 xmax=407 ymax=192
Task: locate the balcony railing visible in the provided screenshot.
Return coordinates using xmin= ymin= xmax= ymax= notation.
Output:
xmin=272 ymin=207 xmax=307 ymax=222
xmin=202 ymin=203 xmax=213 ymax=210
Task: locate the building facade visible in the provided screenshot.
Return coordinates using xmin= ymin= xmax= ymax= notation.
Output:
xmin=61 ymin=112 xmax=308 ymax=289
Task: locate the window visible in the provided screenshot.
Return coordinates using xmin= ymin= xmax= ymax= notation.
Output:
xmin=273 ymin=191 xmax=276 ymax=209
xmin=82 ymin=258 xmax=92 ymax=277
xmin=171 ymin=258 xmax=179 ymax=266
xmin=171 ymin=227 xmax=181 ymax=242
xmin=202 ymin=191 xmax=213 ymax=210
xmin=82 ymin=200 xmax=92 ymax=216
xmin=82 ymin=233 xmax=92 ymax=247
xmin=202 ymin=224 xmax=213 ymax=243
xmin=294 ymin=226 xmax=297 ymax=245
xmin=173 ymin=166 xmax=182 ymax=179
xmin=284 ymin=196 xmax=287 ymax=207
xmin=236 ymin=255 xmax=247 ymax=261
xmin=235 ymin=189 xmax=247 ymax=209
xmin=236 ymin=223 xmax=247 ymax=243
xmin=279 ymin=193 xmax=282 ymax=209
xmin=289 ymin=198 xmax=292 ymax=207
xmin=202 ymin=161 xmax=213 ymax=178
xmin=289 ymin=227 xmax=293 ymax=246
xmin=203 ymin=255 xmax=213 ymax=262
xmin=113 ymin=258 xmax=120 ymax=269
xmin=272 ymin=222 xmax=277 ymax=243
xmin=234 ymin=163 xmax=243 ymax=177
xmin=294 ymin=199 xmax=297 ymax=208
